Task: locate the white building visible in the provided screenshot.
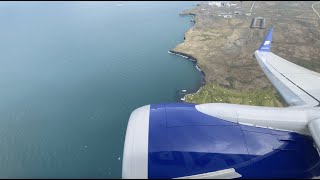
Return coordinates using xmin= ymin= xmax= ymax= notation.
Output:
xmin=208 ymin=2 xmax=222 ymax=7
xmin=208 ymin=2 xmax=237 ymax=8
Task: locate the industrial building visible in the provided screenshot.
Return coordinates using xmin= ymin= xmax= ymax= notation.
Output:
xmin=251 ymin=17 xmax=266 ymax=29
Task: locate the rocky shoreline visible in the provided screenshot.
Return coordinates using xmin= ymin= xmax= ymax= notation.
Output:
xmin=170 ymin=9 xmax=205 ymax=102
xmin=168 ymin=49 xmax=206 ymax=101
xmin=168 ymin=50 xmax=206 ymax=81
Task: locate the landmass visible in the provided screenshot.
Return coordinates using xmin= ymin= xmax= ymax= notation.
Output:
xmin=171 ymin=1 xmax=320 ymax=107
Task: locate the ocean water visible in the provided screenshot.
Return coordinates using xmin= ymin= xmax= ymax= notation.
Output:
xmin=0 ymin=1 xmax=201 ymax=178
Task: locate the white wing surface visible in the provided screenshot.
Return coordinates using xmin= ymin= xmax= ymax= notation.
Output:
xmin=254 ymin=28 xmax=320 ymax=108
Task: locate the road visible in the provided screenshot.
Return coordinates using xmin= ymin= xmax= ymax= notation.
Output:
xmin=250 ymin=1 xmax=256 ymax=13
xmin=312 ymin=1 xmax=320 ymax=19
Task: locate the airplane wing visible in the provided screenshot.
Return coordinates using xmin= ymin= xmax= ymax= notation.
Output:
xmin=254 ymin=28 xmax=320 ymax=108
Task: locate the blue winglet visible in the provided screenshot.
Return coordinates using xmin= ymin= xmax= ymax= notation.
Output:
xmin=259 ymin=27 xmax=273 ymax=52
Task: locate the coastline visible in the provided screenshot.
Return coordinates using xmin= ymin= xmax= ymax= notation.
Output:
xmin=168 ymin=50 xmax=205 ymax=79
xmin=170 ymin=8 xmax=205 ymax=103
xmin=169 ymin=2 xmax=285 ymax=107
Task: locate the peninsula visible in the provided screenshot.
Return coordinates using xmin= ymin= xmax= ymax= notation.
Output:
xmin=172 ymin=1 xmax=320 ymax=107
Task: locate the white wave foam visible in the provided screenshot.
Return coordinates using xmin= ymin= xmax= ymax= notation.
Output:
xmin=196 ymin=65 xmax=202 ymax=71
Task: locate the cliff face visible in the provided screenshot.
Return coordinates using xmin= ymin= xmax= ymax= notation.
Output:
xmin=171 ymin=1 xmax=320 ymax=106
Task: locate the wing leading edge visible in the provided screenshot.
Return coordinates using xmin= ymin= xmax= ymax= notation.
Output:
xmin=255 ymin=28 xmax=320 ymax=108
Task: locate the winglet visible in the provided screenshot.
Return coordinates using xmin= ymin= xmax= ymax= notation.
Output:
xmin=258 ymin=27 xmax=273 ymax=52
